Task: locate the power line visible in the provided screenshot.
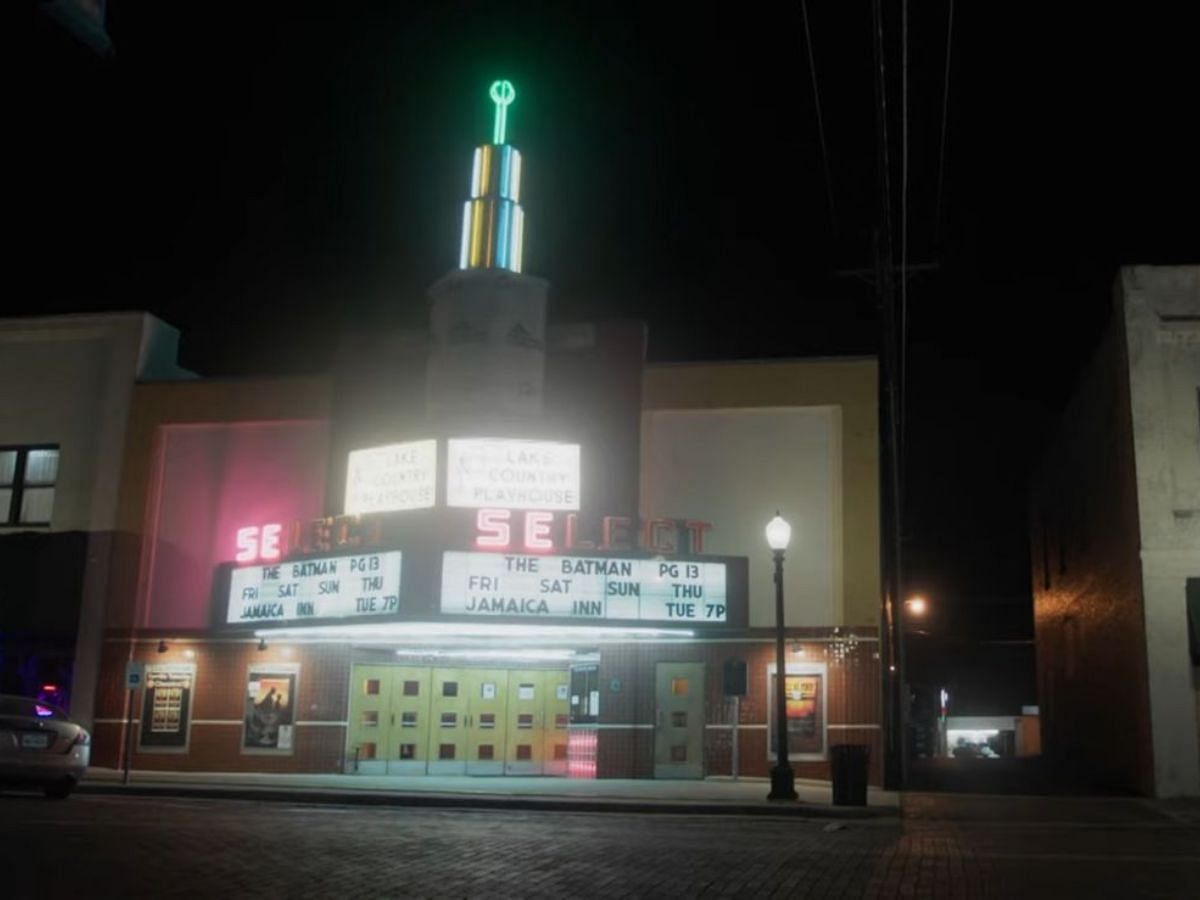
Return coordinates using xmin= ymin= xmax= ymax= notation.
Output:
xmin=900 ymin=0 xmax=910 ymax=464
xmin=800 ymin=0 xmax=837 ymax=234
xmin=933 ymin=0 xmax=956 ymax=248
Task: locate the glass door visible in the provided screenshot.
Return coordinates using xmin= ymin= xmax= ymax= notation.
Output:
xmin=504 ymin=670 xmax=545 ymax=775
xmin=346 ymin=664 xmax=394 ymax=775
xmin=654 ymin=661 xmax=705 ymax=779
xmin=427 ymin=667 xmax=469 ymax=774
xmin=388 ymin=667 xmax=432 ymax=775
xmin=465 ymin=669 xmax=510 ymax=775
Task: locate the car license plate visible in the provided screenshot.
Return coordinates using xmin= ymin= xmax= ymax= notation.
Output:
xmin=21 ymin=732 xmax=50 ymax=749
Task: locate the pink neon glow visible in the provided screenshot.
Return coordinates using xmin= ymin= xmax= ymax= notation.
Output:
xmin=567 ymin=728 xmax=597 ymax=779
xmin=524 ymin=511 xmax=554 ymax=551
xmin=34 ymin=704 xmax=54 ymax=718
xmin=475 ymin=508 xmax=511 ymax=549
xmin=132 ymin=420 xmax=329 ymax=629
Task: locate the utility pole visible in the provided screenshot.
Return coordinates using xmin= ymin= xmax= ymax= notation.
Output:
xmin=870 ymin=0 xmax=906 ymax=792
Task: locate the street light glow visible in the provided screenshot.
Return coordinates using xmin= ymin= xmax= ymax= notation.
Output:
xmin=906 ymin=595 xmax=928 ymax=616
xmin=765 ymin=512 xmax=791 ymax=551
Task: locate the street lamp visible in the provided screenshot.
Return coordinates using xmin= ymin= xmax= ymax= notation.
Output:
xmin=905 ymin=595 xmax=927 ymax=617
xmin=765 ymin=512 xmax=798 ymax=801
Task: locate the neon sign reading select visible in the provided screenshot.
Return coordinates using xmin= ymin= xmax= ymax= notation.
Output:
xmin=474 ymin=509 xmax=711 ymax=555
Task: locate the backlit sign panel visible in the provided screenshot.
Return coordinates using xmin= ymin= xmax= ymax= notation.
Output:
xmin=446 ymin=439 xmax=580 ymax=510
xmin=227 ymin=552 xmax=402 ymax=624
xmin=441 ymin=551 xmax=727 ymax=623
xmin=345 ymin=440 xmax=437 ymax=514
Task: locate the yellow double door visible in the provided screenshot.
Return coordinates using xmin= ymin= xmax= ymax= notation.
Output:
xmin=347 ymin=665 xmax=570 ymax=776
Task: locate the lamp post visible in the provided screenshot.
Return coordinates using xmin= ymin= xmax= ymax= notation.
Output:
xmin=765 ymin=512 xmax=798 ymax=801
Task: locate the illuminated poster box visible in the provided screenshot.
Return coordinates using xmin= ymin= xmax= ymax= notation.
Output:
xmin=227 ymin=551 xmax=402 ymax=624
xmin=345 ymin=440 xmax=437 ymax=514
xmin=441 ymin=551 xmax=727 ymax=623
xmin=446 ymin=438 xmax=580 ymax=510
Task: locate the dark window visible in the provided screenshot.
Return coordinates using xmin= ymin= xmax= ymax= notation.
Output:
xmin=671 ymin=711 xmax=688 ymax=728
xmin=399 ymin=743 xmax=416 ymax=760
xmin=0 ymin=446 xmax=59 ymax=527
xmin=554 ymin=713 xmax=569 ymax=729
xmin=553 ymin=743 xmax=568 ymax=760
xmin=1187 ymin=579 xmax=1200 ymax=665
xmin=442 ymin=681 xmax=458 ymax=697
xmin=515 ymin=744 xmax=532 ymax=760
xmin=364 ymin=679 xmax=381 ymax=696
xmin=359 ymin=742 xmax=377 ymax=760
xmin=517 ymin=713 xmax=534 ymax=729
xmin=479 ymin=713 xmax=496 ymax=729
xmin=438 ymin=743 xmax=456 ymax=760
xmin=670 ymin=745 xmax=687 ymax=762
xmin=403 ymin=680 xmax=420 ymax=696
xmin=440 ymin=712 xmax=457 ymax=727
xmin=478 ymin=744 xmax=494 ymax=760
xmin=401 ymin=712 xmax=417 ymax=727
xmin=361 ymin=711 xmax=379 ymax=727
xmin=569 ymin=665 xmax=599 ymax=725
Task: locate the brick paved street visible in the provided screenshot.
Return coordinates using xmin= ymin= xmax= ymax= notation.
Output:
xmin=1 ymin=792 xmax=1197 ymax=898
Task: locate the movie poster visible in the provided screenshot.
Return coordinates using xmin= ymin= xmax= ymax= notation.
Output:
xmin=242 ymin=664 xmax=298 ymax=753
xmin=139 ymin=663 xmax=195 ymax=751
xmin=767 ymin=668 xmax=824 ymax=758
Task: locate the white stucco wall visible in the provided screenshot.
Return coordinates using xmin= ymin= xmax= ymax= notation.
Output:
xmin=1122 ymin=265 xmax=1200 ymax=797
xmin=639 ymin=407 xmax=841 ymax=628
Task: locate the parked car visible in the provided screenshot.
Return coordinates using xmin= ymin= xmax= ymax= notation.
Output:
xmin=0 ymin=695 xmax=90 ymax=798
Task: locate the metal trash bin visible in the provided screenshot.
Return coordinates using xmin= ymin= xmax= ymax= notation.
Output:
xmin=830 ymin=744 xmax=870 ymax=806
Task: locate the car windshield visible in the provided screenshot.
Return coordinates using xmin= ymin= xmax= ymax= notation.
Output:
xmin=0 ymin=696 xmax=68 ymax=720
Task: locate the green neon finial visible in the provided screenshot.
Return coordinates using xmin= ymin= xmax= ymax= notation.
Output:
xmin=489 ymin=79 xmax=516 ymax=145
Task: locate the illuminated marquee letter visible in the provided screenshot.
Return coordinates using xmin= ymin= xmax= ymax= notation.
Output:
xmin=235 ymin=526 xmax=258 ymax=563
xmin=260 ymin=523 xmax=282 ymax=561
xmin=476 ymin=509 xmax=511 ymax=549
xmin=524 ymin=511 xmax=554 ymax=551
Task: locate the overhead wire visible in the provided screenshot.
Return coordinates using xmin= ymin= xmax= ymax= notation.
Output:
xmin=800 ymin=0 xmax=837 ymax=235
xmin=933 ymin=0 xmax=955 ymax=249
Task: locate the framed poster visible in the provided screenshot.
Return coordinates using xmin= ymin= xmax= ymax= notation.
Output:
xmin=766 ymin=663 xmax=827 ymax=759
xmin=242 ymin=663 xmax=299 ymax=754
xmin=139 ymin=663 xmax=196 ymax=752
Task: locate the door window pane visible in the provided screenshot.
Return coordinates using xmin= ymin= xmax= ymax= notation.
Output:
xmin=515 ymin=744 xmax=532 ymax=760
xmin=399 ymin=743 xmax=416 ymax=759
xmin=401 ymin=712 xmax=417 ymax=727
xmin=403 ymin=680 xmax=420 ymax=696
xmin=361 ymin=711 xmax=379 ymax=727
xmin=554 ymin=713 xmax=568 ymax=729
xmin=671 ymin=745 xmax=688 ymax=762
xmin=364 ymin=679 xmax=381 ymax=696
xmin=518 ymin=683 xmax=535 ymax=700
xmin=440 ymin=712 xmax=457 ymax=727
xmin=553 ymin=743 xmax=568 ymax=760
xmin=478 ymin=744 xmax=494 ymax=760
xmin=479 ymin=713 xmax=496 ymax=729
xmin=442 ymin=681 xmax=459 ymax=697
xmin=359 ymin=742 xmax=377 ymax=760
xmin=517 ymin=713 xmax=534 ymax=729
xmin=671 ymin=678 xmax=689 ymax=696
xmin=24 ymin=449 xmax=59 ymax=484
xmin=438 ymin=743 xmax=456 ymax=760
xmin=671 ymin=711 xmax=688 ymax=728
xmin=0 ymin=451 xmax=15 ymax=484
xmin=20 ymin=487 xmax=54 ymax=523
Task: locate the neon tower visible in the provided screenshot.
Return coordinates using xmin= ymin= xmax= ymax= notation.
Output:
xmin=458 ymin=80 xmax=525 ymax=273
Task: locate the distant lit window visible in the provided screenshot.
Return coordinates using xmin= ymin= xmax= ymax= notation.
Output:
xmin=0 ymin=446 xmax=59 ymax=527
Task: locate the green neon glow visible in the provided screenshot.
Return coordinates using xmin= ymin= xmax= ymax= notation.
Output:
xmin=489 ymin=79 xmax=516 ymax=145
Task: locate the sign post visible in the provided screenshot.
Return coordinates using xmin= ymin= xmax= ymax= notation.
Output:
xmin=123 ymin=661 xmax=144 ymax=785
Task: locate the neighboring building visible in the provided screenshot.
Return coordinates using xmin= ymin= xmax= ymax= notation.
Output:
xmin=1031 ymin=264 xmax=1200 ymax=797
xmin=0 ymin=313 xmax=190 ymax=722
xmin=77 ymin=83 xmax=884 ymax=786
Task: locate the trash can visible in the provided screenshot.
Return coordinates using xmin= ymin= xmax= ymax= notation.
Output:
xmin=830 ymin=744 xmax=870 ymax=806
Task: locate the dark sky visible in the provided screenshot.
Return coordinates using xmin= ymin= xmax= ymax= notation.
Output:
xmin=27 ymin=3 xmax=1199 ymax=707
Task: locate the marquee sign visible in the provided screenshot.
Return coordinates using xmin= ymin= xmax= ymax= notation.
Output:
xmin=226 ymin=552 xmax=402 ymax=624
xmin=344 ymin=440 xmax=437 ymax=515
xmin=440 ymin=551 xmax=728 ymax=623
xmin=446 ymin=438 xmax=580 ymax=510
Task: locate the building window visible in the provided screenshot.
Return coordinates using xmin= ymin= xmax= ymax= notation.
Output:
xmin=440 ymin=712 xmax=457 ymax=727
xmin=442 ymin=681 xmax=458 ymax=697
xmin=478 ymin=744 xmax=494 ymax=760
xmin=401 ymin=712 xmax=417 ymax=727
xmin=0 ymin=446 xmax=59 ymax=527
xmin=361 ymin=711 xmax=379 ymax=728
xmin=399 ymin=743 xmax=416 ymax=760
xmin=364 ymin=679 xmax=381 ymax=696
xmin=438 ymin=743 xmax=456 ymax=760
xmin=403 ymin=680 xmax=420 ymax=696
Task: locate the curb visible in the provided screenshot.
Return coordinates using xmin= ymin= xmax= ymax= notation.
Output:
xmin=76 ymin=782 xmax=897 ymax=819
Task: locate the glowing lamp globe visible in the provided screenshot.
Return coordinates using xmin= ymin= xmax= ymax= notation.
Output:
xmin=765 ymin=513 xmax=791 ymax=552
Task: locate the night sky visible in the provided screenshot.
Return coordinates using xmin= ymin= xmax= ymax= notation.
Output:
xmin=27 ymin=4 xmax=1199 ymax=710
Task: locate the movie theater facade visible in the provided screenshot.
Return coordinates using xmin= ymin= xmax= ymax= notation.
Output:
xmin=85 ymin=345 xmax=882 ymax=784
